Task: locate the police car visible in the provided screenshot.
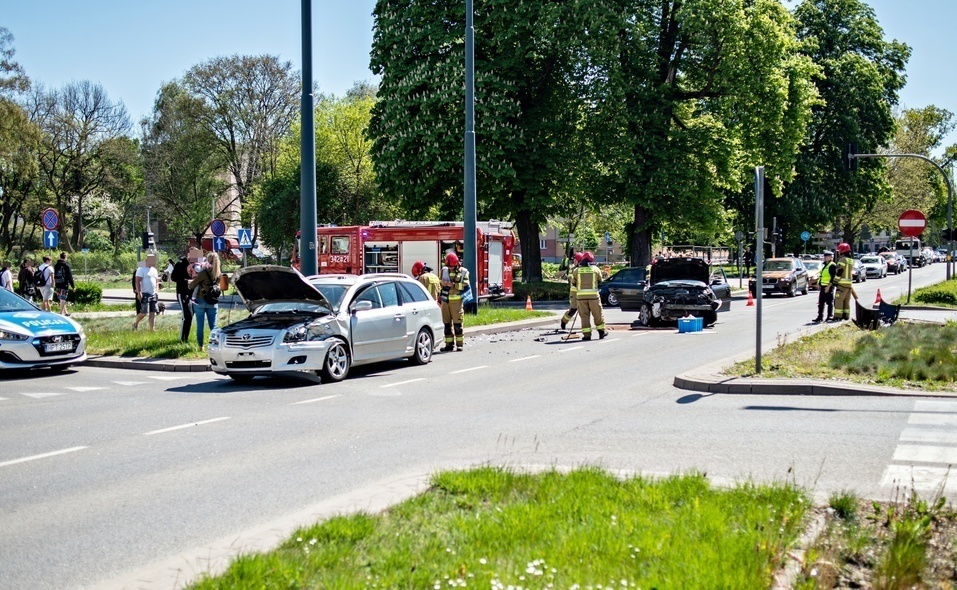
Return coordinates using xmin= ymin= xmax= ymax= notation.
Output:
xmin=0 ymin=288 xmax=87 ymax=371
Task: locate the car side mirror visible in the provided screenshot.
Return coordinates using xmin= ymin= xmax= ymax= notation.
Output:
xmin=350 ymin=300 xmax=373 ymax=314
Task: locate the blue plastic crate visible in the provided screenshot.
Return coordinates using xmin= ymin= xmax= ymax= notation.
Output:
xmin=678 ymin=317 xmax=703 ymax=333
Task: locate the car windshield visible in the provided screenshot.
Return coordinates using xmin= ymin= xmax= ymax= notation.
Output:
xmin=0 ymin=288 xmax=38 ymax=312
xmin=763 ymin=260 xmax=794 ymax=271
xmin=881 ymin=253 xmax=895 ymax=259
xmin=312 ymin=283 xmax=350 ymax=310
xmin=253 ymin=301 xmax=331 ymax=315
xmin=804 ymin=261 xmax=822 ymax=270
xmin=861 ymin=257 xmax=880 ymax=264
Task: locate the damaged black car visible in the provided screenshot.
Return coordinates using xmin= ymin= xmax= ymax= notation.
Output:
xmin=632 ymin=258 xmax=723 ymax=327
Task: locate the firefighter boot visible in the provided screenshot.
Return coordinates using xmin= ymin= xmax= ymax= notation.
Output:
xmin=442 ymin=323 xmax=455 ymax=351
xmin=598 ymin=329 xmax=607 ymax=340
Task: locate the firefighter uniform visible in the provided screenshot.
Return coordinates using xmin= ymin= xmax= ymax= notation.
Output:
xmin=574 ymin=257 xmax=605 ymax=340
xmin=560 ymin=255 xmax=581 ymax=330
xmin=440 ymin=258 xmax=470 ymax=351
xmin=833 ymin=253 xmax=855 ymax=321
xmin=418 ymin=269 xmax=441 ymax=300
xmin=812 ymin=252 xmax=836 ymax=323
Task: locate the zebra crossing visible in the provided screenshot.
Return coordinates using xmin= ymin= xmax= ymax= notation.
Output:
xmin=881 ymin=400 xmax=957 ymax=497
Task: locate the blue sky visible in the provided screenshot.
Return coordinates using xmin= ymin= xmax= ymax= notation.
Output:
xmin=3 ymin=0 xmax=955 ymax=148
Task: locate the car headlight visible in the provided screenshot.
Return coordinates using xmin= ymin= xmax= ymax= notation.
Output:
xmin=0 ymin=329 xmax=30 ymax=341
xmin=283 ymin=325 xmax=309 ymax=343
xmin=208 ymin=330 xmax=222 ymax=347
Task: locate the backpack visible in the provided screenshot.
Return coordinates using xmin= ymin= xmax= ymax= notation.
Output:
xmin=54 ymin=263 xmax=67 ymax=287
xmin=35 ymin=265 xmax=49 ymax=288
xmin=203 ymin=283 xmax=221 ymax=305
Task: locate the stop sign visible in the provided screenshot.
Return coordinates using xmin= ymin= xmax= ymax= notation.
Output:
xmin=898 ymin=209 xmax=927 ymax=237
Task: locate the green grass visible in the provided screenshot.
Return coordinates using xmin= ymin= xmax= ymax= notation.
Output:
xmin=463 ymin=306 xmax=553 ymax=327
xmin=188 ymin=467 xmax=809 ymax=590
xmin=728 ymin=322 xmax=957 ymax=391
xmin=891 ymin=277 xmax=957 ymax=308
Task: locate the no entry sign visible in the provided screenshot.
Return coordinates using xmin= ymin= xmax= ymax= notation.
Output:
xmin=898 ymin=209 xmax=927 ymax=238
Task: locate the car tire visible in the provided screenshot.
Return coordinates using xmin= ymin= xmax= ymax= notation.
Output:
xmin=410 ymin=328 xmax=434 ymax=365
xmin=228 ymin=374 xmax=255 ymax=382
xmin=320 ymin=339 xmax=351 ymax=383
xmin=607 ymin=292 xmax=619 ymax=307
xmin=801 ymin=280 xmax=808 ymax=296
xmin=703 ymin=311 xmax=717 ymax=327
xmin=638 ymin=303 xmax=657 ymax=327
xmin=787 ymin=282 xmax=796 ymax=297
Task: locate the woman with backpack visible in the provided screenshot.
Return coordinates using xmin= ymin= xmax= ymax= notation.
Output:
xmin=188 ymin=251 xmax=221 ymax=350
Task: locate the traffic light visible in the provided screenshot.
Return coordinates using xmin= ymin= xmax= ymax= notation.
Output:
xmin=844 ymin=142 xmax=858 ymax=172
xmin=772 ymin=228 xmax=783 ymax=244
xmin=141 ymin=231 xmax=154 ymax=251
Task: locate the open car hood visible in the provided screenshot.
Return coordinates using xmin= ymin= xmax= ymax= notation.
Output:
xmin=232 ymin=265 xmax=332 ymax=311
xmin=650 ymin=258 xmax=710 ymax=285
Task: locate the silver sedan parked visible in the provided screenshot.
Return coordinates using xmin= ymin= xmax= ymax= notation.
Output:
xmin=208 ymin=267 xmax=444 ymax=383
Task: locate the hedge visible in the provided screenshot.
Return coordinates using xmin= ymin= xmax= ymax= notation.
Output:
xmin=913 ymin=279 xmax=957 ymax=307
xmin=12 ymin=281 xmax=102 ymax=305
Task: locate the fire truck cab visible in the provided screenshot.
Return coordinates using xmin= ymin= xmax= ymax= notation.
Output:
xmin=292 ymin=220 xmax=515 ymax=300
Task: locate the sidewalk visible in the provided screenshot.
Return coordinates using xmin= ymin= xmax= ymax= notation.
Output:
xmin=82 ymin=313 xmax=562 ymax=372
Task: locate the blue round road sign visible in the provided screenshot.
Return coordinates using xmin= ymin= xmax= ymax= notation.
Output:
xmin=800 ymin=231 xmax=811 ymax=242
xmin=42 ymin=208 xmax=59 ymax=231
xmin=210 ymin=218 xmax=226 ymax=237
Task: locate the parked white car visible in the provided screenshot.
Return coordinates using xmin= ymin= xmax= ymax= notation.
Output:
xmin=208 ymin=267 xmax=444 ymax=383
xmin=859 ymin=255 xmax=887 ymax=279
xmin=0 ymin=288 xmax=87 ymax=372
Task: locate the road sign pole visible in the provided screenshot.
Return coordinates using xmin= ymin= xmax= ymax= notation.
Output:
xmin=755 ymin=166 xmax=764 ymax=375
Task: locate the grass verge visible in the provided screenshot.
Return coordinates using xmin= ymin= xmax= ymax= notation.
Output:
xmin=189 ymin=467 xmax=809 ymax=589
xmin=893 ymin=277 xmax=957 ymax=308
xmin=727 ymin=322 xmax=957 ymax=391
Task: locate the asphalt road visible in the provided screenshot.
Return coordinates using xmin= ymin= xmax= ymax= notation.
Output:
xmin=0 ymin=263 xmax=954 ymax=590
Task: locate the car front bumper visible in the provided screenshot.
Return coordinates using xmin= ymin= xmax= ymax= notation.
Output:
xmin=208 ymin=337 xmax=337 ymax=376
xmin=0 ymin=337 xmax=87 ymax=370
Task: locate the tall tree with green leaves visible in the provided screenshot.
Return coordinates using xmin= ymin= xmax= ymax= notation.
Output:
xmin=369 ymin=0 xmax=591 ymax=281
xmin=781 ymin=0 xmax=910 ymax=245
xmin=584 ymin=0 xmax=819 ymax=268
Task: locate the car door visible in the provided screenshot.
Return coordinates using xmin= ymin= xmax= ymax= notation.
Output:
xmin=709 ymin=268 xmax=731 ymax=302
xmin=349 ymin=283 xmax=407 ymax=362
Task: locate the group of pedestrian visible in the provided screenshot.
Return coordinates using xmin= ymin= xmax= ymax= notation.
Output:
xmin=811 ymin=242 xmax=857 ymax=323
xmin=133 ymin=249 xmax=221 ymax=349
xmin=5 ymin=253 xmax=76 ymax=315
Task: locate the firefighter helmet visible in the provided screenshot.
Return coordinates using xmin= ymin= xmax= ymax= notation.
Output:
xmin=582 ymin=251 xmax=595 ymax=262
xmin=836 ymin=242 xmax=851 ymax=255
xmin=573 ymin=252 xmax=584 ymax=262
xmin=411 ymin=260 xmax=425 ymax=276
xmin=445 ymin=252 xmax=459 ymax=266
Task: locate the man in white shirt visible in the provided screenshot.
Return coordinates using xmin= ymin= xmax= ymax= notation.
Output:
xmin=0 ymin=261 xmax=13 ymax=291
xmin=37 ymin=256 xmax=54 ymax=311
xmin=133 ymin=254 xmax=159 ymax=331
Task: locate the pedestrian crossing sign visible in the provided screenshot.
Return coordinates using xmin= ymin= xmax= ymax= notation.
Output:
xmin=237 ymin=228 xmax=252 ymax=249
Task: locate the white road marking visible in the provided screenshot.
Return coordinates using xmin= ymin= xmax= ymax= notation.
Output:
xmin=881 ymin=400 xmax=957 ymax=495
xmin=0 ymin=446 xmax=87 ymax=468
xmin=19 ymin=392 xmax=64 ymax=399
xmin=893 ymin=445 xmax=957 ymax=465
xmin=509 ymin=355 xmax=540 ymax=363
xmin=148 ymin=375 xmax=193 ymax=381
xmin=559 ymin=346 xmax=584 ymax=352
xmin=881 ymin=464 xmax=957 ymax=494
xmin=65 ymin=386 xmax=106 ymax=392
xmin=380 ymin=378 xmax=425 ymax=388
xmin=0 ymin=397 xmax=7 ymax=401
xmin=144 ymin=417 xmax=231 ymax=436
xmin=112 ymin=381 xmax=149 ymax=386
xmin=909 ymin=413 xmax=957 ymax=426
xmin=291 ymin=395 xmax=342 ymax=405
xmin=900 ymin=427 xmax=957 ymax=445
xmin=597 ymin=338 xmax=621 ymax=343
xmin=450 ymin=366 xmax=488 ymax=374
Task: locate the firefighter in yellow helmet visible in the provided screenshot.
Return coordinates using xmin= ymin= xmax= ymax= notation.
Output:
xmin=832 ymin=242 xmax=855 ymax=321
xmin=440 ymin=252 xmax=470 ymax=351
xmin=573 ymin=251 xmax=606 ymax=340
xmin=412 ymin=260 xmax=441 ymax=300
xmin=560 ymin=252 xmax=583 ymax=330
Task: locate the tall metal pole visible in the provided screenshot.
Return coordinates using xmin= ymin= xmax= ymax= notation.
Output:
xmin=949 ymin=164 xmax=954 ymax=280
xmin=298 ymin=0 xmax=318 ymax=276
xmin=754 ymin=167 xmax=764 ymax=374
xmin=463 ymin=0 xmax=478 ymax=313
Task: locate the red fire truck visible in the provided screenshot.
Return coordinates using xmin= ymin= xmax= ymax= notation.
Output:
xmin=291 ymin=220 xmax=516 ymax=299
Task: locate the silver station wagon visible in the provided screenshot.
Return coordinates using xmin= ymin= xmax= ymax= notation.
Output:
xmin=208 ymin=266 xmax=443 ymax=383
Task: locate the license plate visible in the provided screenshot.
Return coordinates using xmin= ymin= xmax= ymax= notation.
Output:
xmin=44 ymin=342 xmax=73 ymax=353
xmin=762 ymin=285 xmax=774 ymax=290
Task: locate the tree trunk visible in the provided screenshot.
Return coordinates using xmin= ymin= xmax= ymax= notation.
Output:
xmin=629 ymin=203 xmax=653 ymax=269
xmin=515 ymin=207 xmax=542 ymax=283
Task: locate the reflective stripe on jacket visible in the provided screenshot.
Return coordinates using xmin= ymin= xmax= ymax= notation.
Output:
xmin=574 ymin=265 xmax=601 ymax=299
xmin=837 ymin=256 xmax=854 ymax=286
xmin=441 ymin=266 xmax=470 ymax=302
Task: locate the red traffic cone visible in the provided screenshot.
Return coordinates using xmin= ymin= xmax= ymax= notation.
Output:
xmin=874 ymin=289 xmax=882 ymax=307
xmin=746 ymin=290 xmax=755 ymax=306
xmin=526 ymin=295 xmax=533 ymax=311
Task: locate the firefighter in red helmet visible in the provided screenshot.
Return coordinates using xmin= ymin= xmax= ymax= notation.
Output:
xmin=560 ymin=252 xmax=584 ymax=330
xmin=573 ymin=251 xmax=606 ymax=340
xmin=440 ymin=251 xmax=470 ymax=351
xmin=411 ymin=260 xmax=441 ymax=300
xmin=832 ymin=242 xmax=856 ymax=321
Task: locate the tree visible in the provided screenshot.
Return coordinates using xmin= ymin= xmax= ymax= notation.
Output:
xmin=256 ymin=161 xmax=342 ymax=259
xmin=0 ymin=27 xmax=28 ymax=95
xmin=27 ymin=81 xmax=133 ymax=251
xmin=182 ymin=55 xmax=300 ymax=222
xmin=370 ymin=0 xmax=591 ymax=282
xmin=142 ymin=82 xmax=228 ymax=250
xmin=585 ymin=0 xmax=819 ymax=268
xmin=781 ymin=0 xmax=910 ymax=245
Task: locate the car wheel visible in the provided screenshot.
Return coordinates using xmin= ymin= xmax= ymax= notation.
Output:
xmin=703 ymin=311 xmax=717 ymax=327
xmin=320 ymin=340 xmax=351 ymax=382
xmin=787 ymin=282 xmax=796 ymax=297
xmin=411 ymin=328 xmax=433 ymax=365
xmin=638 ymin=303 xmax=656 ymax=327
xmin=607 ymin=292 xmax=619 ymax=307
xmin=228 ymin=374 xmax=255 ymax=382
xmin=801 ymin=280 xmax=808 ymax=296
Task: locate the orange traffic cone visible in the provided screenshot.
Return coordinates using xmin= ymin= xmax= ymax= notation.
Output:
xmin=874 ymin=289 xmax=882 ymax=307
xmin=746 ymin=290 xmax=755 ymax=306
xmin=526 ymin=295 xmax=533 ymax=310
